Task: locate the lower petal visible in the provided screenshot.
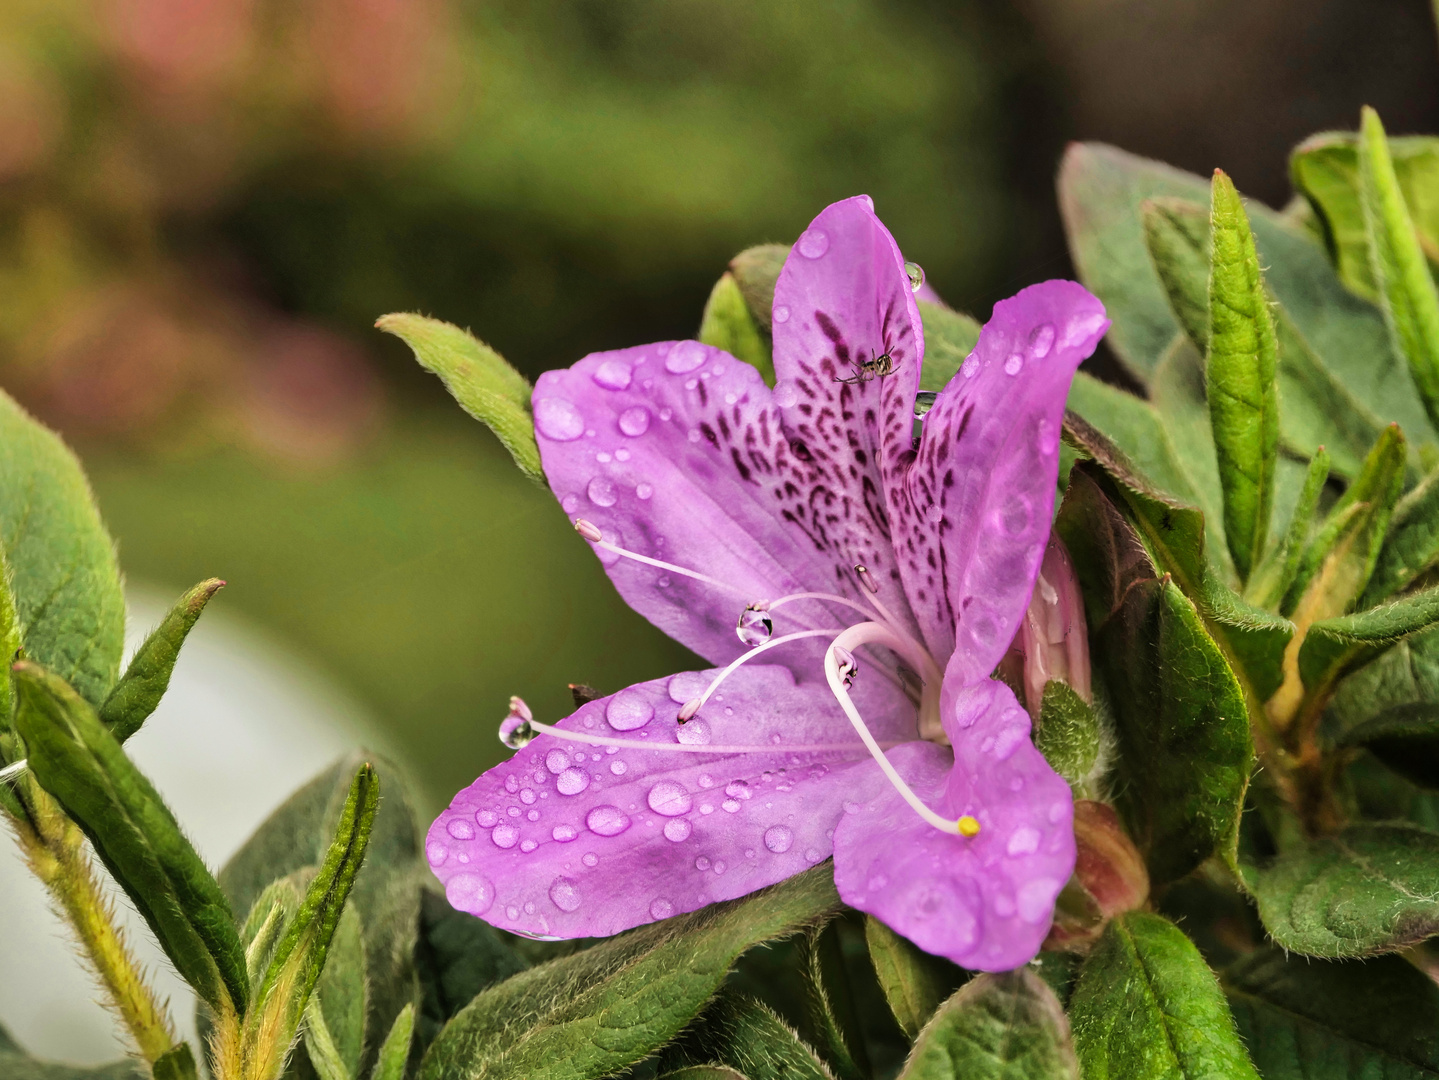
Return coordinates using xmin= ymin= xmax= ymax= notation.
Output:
xmin=832 ymin=678 xmax=1075 ymax=971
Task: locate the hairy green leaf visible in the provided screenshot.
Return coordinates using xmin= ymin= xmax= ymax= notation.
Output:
xmin=1142 ymin=197 xmax=1209 ymax=350
xmin=1245 ymin=822 xmax=1439 ymax=956
xmin=99 ymin=579 xmax=223 ymax=743
xmin=304 ymin=998 xmax=354 ymax=1080
xmin=802 ymin=921 xmax=866 ymax=1080
xmin=376 ymin=313 xmax=542 ymax=482
xmin=0 ymin=389 xmax=124 ymax=711
xmin=417 ymin=865 xmax=841 ymax=1080
xmin=1069 ymin=912 xmax=1258 ymax=1080
xmin=1340 ymin=702 xmax=1439 ymax=790
xmin=1249 ymin=447 xmax=1330 ymax=610
xmin=150 ymin=1044 xmax=198 ymax=1080
xmin=416 ymin=885 xmax=529 ymax=1033
xmin=306 ymin=905 xmax=368 ymax=1080
xmin=1034 ymin=681 xmax=1100 ymax=788
xmin=699 ymin=272 xmax=774 ymax=384
xmin=1300 ymin=586 xmax=1439 ymax=696
xmin=373 ymin=1003 xmax=416 ymax=1080
xmin=863 ymin=917 xmax=966 ymax=1042
xmin=659 ymin=1069 xmax=748 ymax=1080
xmin=12 ymin=661 xmax=246 ymax=1014
xmin=898 ymin=970 xmax=1077 ymax=1080
xmin=1367 ymin=463 xmax=1439 ymax=604
xmin=1226 ymin=948 xmax=1439 ymax=1080
xmin=665 ymin=991 xmax=834 ymax=1080
xmin=917 ymin=302 xmax=982 ymax=392
xmin=729 ymin=244 xmax=788 ymax=332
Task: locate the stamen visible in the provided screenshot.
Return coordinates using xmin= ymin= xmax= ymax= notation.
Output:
xmin=855 ymin=564 xmax=879 ymax=594
xmin=680 ymin=628 xmax=844 ymax=721
xmin=573 ymin=519 xmax=748 ymax=596
xmin=525 ymin=717 xmax=899 ymax=755
xmin=824 ymin=623 xmax=974 ymax=838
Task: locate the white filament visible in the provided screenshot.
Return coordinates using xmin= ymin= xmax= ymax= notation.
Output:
xmin=524 ymin=718 xmax=897 ymax=755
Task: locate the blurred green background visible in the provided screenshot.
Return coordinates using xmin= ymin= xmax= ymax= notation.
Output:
xmin=3 ymin=0 xmax=1438 ymax=810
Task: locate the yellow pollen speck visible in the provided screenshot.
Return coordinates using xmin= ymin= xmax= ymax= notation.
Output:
xmin=957 ymin=815 xmax=981 ymax=838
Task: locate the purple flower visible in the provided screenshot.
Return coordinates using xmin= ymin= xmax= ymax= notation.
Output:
xmin=427 ymin=196 xmax=1109 ymax=971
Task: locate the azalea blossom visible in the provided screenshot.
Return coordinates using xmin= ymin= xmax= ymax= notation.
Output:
xmin=426 ymin=196 xmax=1109 ymax=971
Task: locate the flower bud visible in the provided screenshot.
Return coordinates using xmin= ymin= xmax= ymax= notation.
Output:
xmin=1006 ymin=534 xmax=1091 ymax=717
xmin=1043 ymin=800 xmax=1150 ymax=952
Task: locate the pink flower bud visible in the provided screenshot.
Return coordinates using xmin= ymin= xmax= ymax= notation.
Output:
xmin=1007 ymin=533 xmax=1091 ymax=717
xmin=1044 ymin=800 xmax=1150 ymax=952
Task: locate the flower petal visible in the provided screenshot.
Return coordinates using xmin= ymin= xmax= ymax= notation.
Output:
xmin=771 ymin=195 xmax=926 ymax=639
xmin=427 ymin=665 xmax=883 ymax=939
xmin=891 ymin=280 xmax=1108 ymax=676
xmin=534 ymin=341 xmax=866 ymax=667
xmin=832 ymin=676 xmax=1075 ymax=971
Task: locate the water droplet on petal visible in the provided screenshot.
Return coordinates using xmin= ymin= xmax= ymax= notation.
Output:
xmin=618 ymin=406 xmax=651 ymax=437
xmin=444 ymin=872 xmax=495 ymax=914
xmin=962 ymin=355 xmax=980 ymax=379
xmin=427 ymin=841 xmax=449 ymax=866
xmin=725 ymin=780 xmax=752 ymax=801
xmin=695 ymin=855 xmax=712 ymax=871
xmin=1000 ymin=495 xmax=1030 ymax=536
xmin=635 ymin=482 xmax=654 ymax=500
xmin=666 ymin=340 xmax=708 ymax=374
xmin=1017 ymin=878 xmax=1060 ymax=923
xmin=668 ymin=672 xmax=709 ymax=703
xmin=1030 ymin=322 xmax=1056 ymax=358
xmin=607 ymin=691 xmax=654 ymax=732
xmin=561 ymin=494 xmax=579 ymax=513
xmin=582 ymin=852 xmax=599 ymax=867
xmin=773 ymin=304 xmax=791 ymax=324
xmin=557 ymin=768 xmax=591 ymax=796
xmin=772 ymin=380 xmax=799 ymax=409
xmin=520 ymin=839 xmax=538 ymax=853
xmin=491 ymin=825 xmax=519 ymax=849
xmin=764 ymin=825 xmax=794 ymax=853
xmin=446 ymin=817 xmax=475 ymax=840
xmin=549 ymin=877 xmax=582 ymax=912
xmin=648 ymin=781 xmax=693 ymax=817
xmin=592 ymin=358 xmax=633 ymax=390
xmin=499 ymin=706 xmax=537 ymax=749
xmin=663 ymin=818 xmax=692 ymax=842
xmin=586 ymin=805 xmax=631 ymax=837
xmin=798 ymin=228 xmax=830 ymax=259
xmin=1048 ymin=802 xmax=1069 ymax=824
xmin=552 ymin=824 xmax=578 ymax=842
xmin=587 ymin=476 xmax=618 ymax=507
xmin=722 ymin=799 xmax=741 ymax=813
xmin=925 ymin=503 xmax=943 ymax=524
xmin=904 ymin=261 xmax=925 ymax=292
xmin=676 ymin=718 xmax=711 ymax=745
xmin=609 ymin=759 xmax=628 ymax=775
xmin=736 ymin=605 xmax=774 ymax=647
xmin=650 ymin=897 xmax=676 ymax=918
xmin=534 ymin=397 xmax=585 ymax=441
xmin=545 ymin=749 xmax=570 ymax=774
xmin=713 ymin=860 xmax=727 ymax=874
xmin=519 ymin=788 xmax=536 ymax=805
xmin=804 ymin=848 xmax=822 ymax=863
xmin=1004 ymin=353 xmax=1024 ymax=376
xmin=1007 ymin=827 xmax=1041 ymax=856
xmin=476 ymin=809 xmax=499 ymax=828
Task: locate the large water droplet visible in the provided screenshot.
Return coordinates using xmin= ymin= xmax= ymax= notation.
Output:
xmin=499 ymin=714 xmax=536 ymax=749
xmin=556 ymin=768 xmax=591 ymax=796
xmin=1004 ymin=353 xmax=1024 ymax=376
xmin=444 ymin=872 xmax=495 ymax=915
xmin=491 ymin=825 xmax=519 ymax=849
xmin=587 ymin=476 xmax=618 ymax=507
xmin=668 ymin=672 xmax=709 ymax=703
xmin=1029 ymin=322 xmax=1055 ymax=358
xmin=797 ymin=228 xmax=830 ymax=259
xmin=592 ymin=358 xmax=633 ymax=390
xmin=764 ymin=825 xmax=794 ymax=853
xmin=725 ymin=780 xmax=752 ymax=801
xmin=426 ymin=841 xmax=449 ymax=866
xmin=1007 ymin=827 xmax=1040 ymax=856
xmin=773 ymin=304 xmax=791 ymax=324
xmin=534 ymin=397 xmax=585 ymax=441
xmin=617 ymin=406 xmax=651 ymax=438
xmin=519 ymin=788 xmax=536 ymax=805
xmin=447 ymin=819 xmax=475 ymax=840
xmin=650 ymin=897 xmax=676 ymax=918
xmin=722 ymin=799 xmax=741 ymax=813
xmin=476 ymin=809 xmax=499 ymax=828
xmin=904 ymin=261 xmax=925 ymax=293
xmin=520 ymin=839 xmax=537 ymax=853
xmin=586 ymin=805 xmax=632 ymax=836
xmin=772 ymin=380 xmax=799 ymax=409
xmin=962 ymin=355 xmax=980 ymax=379
xmin=663 ymin=818 xmax=693 ymax=842
xmin=549 ymin=877 xmax=582 ymax=912
xmin=676 ymin=718 xmax=711 ymax=745
xmin=607 ymin=691 xmax=653 ymax=732
xmin=666 ymin=340 xmax=708 ymax=374
xmin=648 ymin=781 xmax=693 ymax=816
xmin=545 ymin=749 xmax=570 ymax=774
xmin=736 ymin=605 xmax=773 ymax=647
xmin=552 ymin=824 xmax=578 ymax=842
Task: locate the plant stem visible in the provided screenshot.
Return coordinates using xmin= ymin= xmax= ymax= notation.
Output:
xmin=8 ymin=776 xmax=178 ymax=1064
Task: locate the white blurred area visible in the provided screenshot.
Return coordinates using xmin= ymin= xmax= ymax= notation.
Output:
xmin=0 ymin=583 xmax=384 ymax=1066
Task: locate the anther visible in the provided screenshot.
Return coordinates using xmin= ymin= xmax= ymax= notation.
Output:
xmin=957 ymin=815 xmax=982 ymax=837
xmin=854 ymin=564 xmax=879 ymax=595
xmin=574 ymin=518 xmax=603 ymax=542
xmin=677 ymin=699 xmax=702 ymax=723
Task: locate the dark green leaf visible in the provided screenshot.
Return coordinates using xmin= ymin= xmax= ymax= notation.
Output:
xmin=150 ymin=1044 xmax=198 ymax=1080
xmin=1208 ymin=170 xmax=1281 ymax=581
xmin=698 ymin=273 xmax=773 ymax=384
xmin=304 ymin=999 xmax=354 ymax=1080
xmin=416 ymin=885 xmax=528 ymax=1030
xmin=99 ymin=579 xmax=224 ymax=743
xmin=1245 ymin=822 xmax=1439 ymax=956
xmin=803 ymin=921 xmax=867 ymax=1080
xmin=1225 ymin=947 xmax=1439 ymax=1079
xmin=12 ymin=661 xmax=246 ymax=1014
xmin=376 ymin=314 xmax=541 ymax=482
xmin=898 ymin=970 xmax=1077 ymax=1080
xmin=917 ymin=302 xmax=982 ymax=392
xmin=372 ymin=1003 xmax=415 ymax=1080
xmin=728 ymin=244 xmax=788 ymax=332
xmin=1367 ymin=463 xmax=1439 ymax=604
xmin=1340 ymin=702 xmax=1439 ymax=789
xmin=863 ymin=916 xmax=966 ymax=1042
xmin=1069 ymin=911 xmax=1259 ymax=1080
xmin=666 ymin=991 xmax=833 ymax=1080
xmin=417 ymin=865 xmax=842 ymax=1080
xmin=1034 ymin=681 xmax=1099 ymax=789
xmin=1299 ymin=585 xmax=1439 ymax=697
xmin=1249 ymin=447 xmax=1330 ymax=611
xmin=0 ymin=389 xmax=125 ymax=710
xmin=1359 ymin=108 xmax=1439 ymax=436
xmin=659 ymin=1070 xmax=748 ymax=1080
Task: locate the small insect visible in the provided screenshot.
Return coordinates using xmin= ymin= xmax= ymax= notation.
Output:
xmin=832 ymin=349 xmax=895 ymax=385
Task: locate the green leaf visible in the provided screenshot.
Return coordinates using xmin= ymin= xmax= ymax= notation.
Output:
xmin=417 ymin=865 xmax=842 ymax=1080
xmin=917 ymin=302 xmax=982 ymax=392
xmin=864 ymin=917 xmax=967 ymax=1042
xmin=1244 ymin=822 xmax=1439 ymax=956
xmin=0 ymin=388 xmax=125 ymax=710
xmin=666 ymin=991 xmax=833 ymax=1080
xmin=1248 ymin=447 xmax=1330 ymax=611
xmin=1366 ymin=462 xmax=1439 ymax=604
xmin=898 ymin=970 xmax=1077 ymax=1080
xmin=376 ymin=313 xmax=542 ymax=482
xmin=1299 ymin=585 xmax=1439 ymax=697
xmin=305 ymin=998 xmax=355 ymax=1080
xmin=307 ymin=904 xmax=368 ymax=1080
xmin=416 ymin=885 xmax=529 ymax=1030
xmin=99 ymin=579 xmax=224 ymax=743
xmin=11 ymin=661 xmax=247 ymax=1014
xmin=1207 ymin=169 xmax=1281 ymax=582
xmin=802 ymin=921 xmax=867 ymax=1080
xmin=659 ymin=1069 xmax=749 ymax=1080
xmin=372 ymin=1003 xmax=416 ymax=1080
xmin=1142 ymin=197 xmax=1209 ymax=350
xmin=1361 ymin=107 xmax=1439 ymax=436
xmin=1340 ymin=702 xmax=1439 ymax=789
xmin=1226 ymin=947 xmax=1439 ymax=1080
xmin=150 ymin=1044 xmax=198 ymax=1080
xmin=1055 ymin=467 xmax=1252 ymax=883
xmin=1069 ymin=912 xmax=1259 ymax=1080
xmin=699 ymin=272 xmax=774 ymax=384
xmin=728 ymin=244 xmax=789 ymax=331
xmin=1034 ymin=681 xmax=1100 ymax=789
